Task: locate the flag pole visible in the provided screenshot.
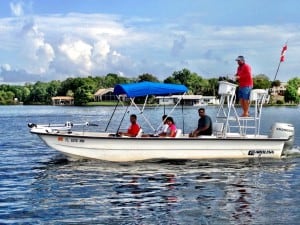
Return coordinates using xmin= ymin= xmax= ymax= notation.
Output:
xmin=269 ymin=42 xmax=288 ymax=96
xmin=273 ymin=60 xmax=282 ymax=82
xmin=272 ymin=42 xmax=288 ymax=83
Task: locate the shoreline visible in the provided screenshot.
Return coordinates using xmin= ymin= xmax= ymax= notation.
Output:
xmin=1 ymin=102 xmax=298 ymax=107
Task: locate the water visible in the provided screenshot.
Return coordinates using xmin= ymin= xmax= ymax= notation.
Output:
xmin=1 ymin=105 xmax=300 ymax=225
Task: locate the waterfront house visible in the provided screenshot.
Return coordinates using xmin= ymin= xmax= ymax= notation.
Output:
xmin=51 ymin=96 xmax=74 ymax=105
xmin=156 ymin=95 xmax=219 ymax=106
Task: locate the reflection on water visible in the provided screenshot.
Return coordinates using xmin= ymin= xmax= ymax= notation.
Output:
xmin=1 ymin=105 xmax=300 ymax=224
xmin=2 ymin=157 xmax=300 ymax=224
xmin=2 ymin=158 xmax=296 ymax=224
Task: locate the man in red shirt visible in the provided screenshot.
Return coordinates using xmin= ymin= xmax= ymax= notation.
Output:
xmin=235 ymin=56 xmax=253 ymax=117
xmin=118 ymin=114 xmax=140 ymax=137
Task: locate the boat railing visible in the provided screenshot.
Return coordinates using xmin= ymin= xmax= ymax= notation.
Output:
xmin=215 ymin=81 xmax=269 ymax=137
xmin=28 ymin=121 xmax=99 ymax=134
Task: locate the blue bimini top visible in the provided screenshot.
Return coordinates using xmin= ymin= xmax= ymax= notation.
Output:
xmin=114 ymin=81 xmax=188 ymax=98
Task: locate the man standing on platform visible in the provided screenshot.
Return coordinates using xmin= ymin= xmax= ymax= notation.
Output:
xmin=234 ymin=56 xmax=253 ymax=117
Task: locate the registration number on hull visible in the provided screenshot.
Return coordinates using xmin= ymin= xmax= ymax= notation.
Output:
xmin=57 ymin=136 xmax=85 ymax=143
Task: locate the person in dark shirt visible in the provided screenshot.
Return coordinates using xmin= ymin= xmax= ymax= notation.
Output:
xmin=189 ymin=108 xmax=212 ymax=137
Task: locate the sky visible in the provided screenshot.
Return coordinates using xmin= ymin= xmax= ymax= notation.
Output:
xmin=0 ymin=0 xmax=300 ymax=84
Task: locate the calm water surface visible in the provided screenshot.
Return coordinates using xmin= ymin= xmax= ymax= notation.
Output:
xmin=0 ymin=105 xmax=300 ymax=225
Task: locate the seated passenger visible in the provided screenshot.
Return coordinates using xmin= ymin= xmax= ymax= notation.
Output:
xmin=165 ymin=116 xmax=177 ymax=138
xmin=142 ymin=114 xmax=169 ymax=137
xmin=155 ymin=114 xmax=169 ymax=136
xmin=118 ymin=114 xmax=140 ymax=137
xmin=189 ymin=108 xmax=212 ymax=137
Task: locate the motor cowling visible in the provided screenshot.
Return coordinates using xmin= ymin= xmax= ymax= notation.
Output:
xmin=270 ymin=122 xmax=294 ymax=150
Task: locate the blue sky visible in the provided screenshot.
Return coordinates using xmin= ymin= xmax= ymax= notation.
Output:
xmin=0 ymin=0 xmax=299 ymax=83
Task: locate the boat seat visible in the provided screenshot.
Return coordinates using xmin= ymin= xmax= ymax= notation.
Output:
xmin=136 ymin=128 xmax=143 ymax=138
xmin=212 ymin=122 xmax=224 ymax=136
xmin=250 ymin=89 xmax=268 ymax=102
xmin=175 ymin=129 xmax=182 ymax=138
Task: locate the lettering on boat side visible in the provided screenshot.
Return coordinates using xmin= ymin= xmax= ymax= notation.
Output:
xmin=57 ymin=136 xmax=63 ymax=141
xmin=59 ymin=137 xmax=85 ymax=143
xmin=248 ymin=150 xmax=274 ymax=156
xmin=276 ymin=127 xmax=293 ymax=133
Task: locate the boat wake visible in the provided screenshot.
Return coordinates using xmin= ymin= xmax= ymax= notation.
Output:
xmin=284 ymin=146 xmax=300 ymax=158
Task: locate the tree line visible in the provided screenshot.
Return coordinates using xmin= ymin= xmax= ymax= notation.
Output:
xmin=0 ymin=68 xmax=299 ymax=105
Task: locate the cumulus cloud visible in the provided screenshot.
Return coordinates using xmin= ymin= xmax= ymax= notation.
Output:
xmin=57 ymin=38 xmax=92 ymax=74
xmin=18 ymin=20 xmax=55 ymax=74
xmin=0 ymin=1 xmax=300 ymax=83
xmin=93 ymin=40 xmax=111 ymax=59
xmin=91 ymin=40 xmax=111 ymax=72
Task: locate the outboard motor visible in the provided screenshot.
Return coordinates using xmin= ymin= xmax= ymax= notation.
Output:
xmin=270 ymin=123 xmax=295 ymax=150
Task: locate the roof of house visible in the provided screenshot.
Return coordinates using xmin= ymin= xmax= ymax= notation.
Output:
xmin=51 ymin=96 xmax=74 ymax=100
xmin=94 ymin=88 xmax=114 ymax=96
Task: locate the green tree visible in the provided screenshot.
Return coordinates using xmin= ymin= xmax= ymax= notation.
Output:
xmin=164 ymin=76 xmax=177 ymax=84
xmin=253 ymin=74 xmax=271 ymax=89
xmin=25 ymin=81 xmax=49 ymax=104
xmin=137 ymin=73 xmax=159 ymax=82
xmin=103 ymin=73 xmax=131 ymax=88
xmin=271 ymin=80 xmax=281 ymax=87
xmin=94 ymin=76 xmax=105 ymax=89
xmin=0 ymin=84 xmax=31 ymax=103
xmin=10 ymin=86 xmax=23 ymax=102
xmin=22 ymin=83 xmax=33 ymax=103
xmin=21 ymin=86 xmax=31 ymax=102
xmin=66 ymin=90 xmax=74 ymax=97
xmin=187 ymin=73 xmax=209 ymax=95
xmin=0 ymin=90 xmax=15 ymax=104
xmin=74 ymin=85 xmax=94 ymax=105
xmin=164 ymin=68 xmax=208 ymax=94
xmin=47 ymin=80 xmax=61 ymax=97
xmin=0 ymin=84 xmax=9 ymax=92
xmin=284 ymin=77 xmax=300 ymax=104
xmin=165 ymin=68 xmax=191 ymax=86
xmin=206 ymin=78 xmax=219 ymax=96
xmin=57 ymin=78 xmax=76 ymax=96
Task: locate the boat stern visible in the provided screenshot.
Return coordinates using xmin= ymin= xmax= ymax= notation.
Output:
xmin=269 ymin=122 xmax=295 ymax=151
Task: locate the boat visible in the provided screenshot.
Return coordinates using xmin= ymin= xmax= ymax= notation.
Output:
xmin=28 ymin=81 xmax=295 ymax=162
xmin=193 ymin=101 xmax=207 ymax=107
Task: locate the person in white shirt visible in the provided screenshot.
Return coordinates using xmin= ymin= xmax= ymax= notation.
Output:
xmin=142 ymin=115 xmax=169 ymax=137
xmin=155 ymin=115 xmax=169 ymax=136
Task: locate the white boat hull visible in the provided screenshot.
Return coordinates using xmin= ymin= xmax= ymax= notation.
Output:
xmin=28 ymin=82 xmax=295 ymax=162
xmin=31 ymin=129 xmax=288 ymax=162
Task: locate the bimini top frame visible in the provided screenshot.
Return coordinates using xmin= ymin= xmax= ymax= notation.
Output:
xmin=105 ymin=82 xmax=188 ymax=134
